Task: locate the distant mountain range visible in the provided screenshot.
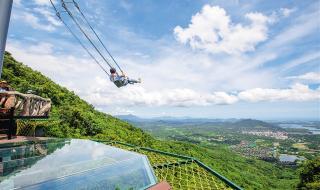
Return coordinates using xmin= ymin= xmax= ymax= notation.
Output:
xmin=115 ymin=114 xmax=239 ymax=123
xmin=115 ymin=115 xmax=281 ymax=131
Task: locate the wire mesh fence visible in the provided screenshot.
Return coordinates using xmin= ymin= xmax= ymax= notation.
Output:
xmin=7 ymin=127 xmax=237 ymax=189
xmin=16 ymin=120 xmax=36 ymax=137
xmin=16 ymin=120 xmax=49 ymax=137
xmin=107 ymin=142 xmax=233 ymax=190
xmin=155 ymin=161 xmax=232 ymax=190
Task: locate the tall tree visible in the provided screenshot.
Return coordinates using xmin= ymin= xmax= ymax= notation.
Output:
xmin=297 ymin=157 xmax=320 ymax=190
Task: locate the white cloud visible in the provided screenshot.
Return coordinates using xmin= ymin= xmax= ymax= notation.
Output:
xmin=84 ymin=84 xmax=239 ymax=107
xmin=239 ymin=8 xmax=319 ymax=71
xmin=281 ymin=52 xmax=320 ymax=71
xmin=6 ymin=2 xmax=319 ymax=111
xmin=280 ymin=8 xmax=296 ymax=17
xmin=8 ymin=38 xmax=319 ymax=109
xmin=268 ymin=8 xmax=297 ymax=23
xmin=6 ymin=40 xmax=101 ymax=94
xmin=11 ymin=0 xmax=61 ymax=32
xmin=28 ymin=42 xmax=54 ymax=54
xmin=33 ymin=7 xmax=62 ymax=27
xmin=82 ymin=81 xmax=320 ymax=107
xmin=103 ymin=106 xmax=134 ymax=115
xmin=13 ymin=0 xmax=22 ymax=7
xmin=287 ymin=72 xmax=320 ymax=83
xmin=265 ymin=10 xmax=318 ymax=51
xmin=12 ymin=11 xmax=56 ymax=31
xmin=33 ymin=0 xmax=53 ymax=6
xmin=174 ymin=5 xmax=273 ymax=55
xmin=238 ymin=83 xmax=320 ymax=102
xmin=119 ymin=0 xmax=132 ymax=11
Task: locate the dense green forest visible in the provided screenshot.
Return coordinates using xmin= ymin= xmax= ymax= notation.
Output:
xmin=2 ymin=52 xmax=316 ymax=189
xmin=297 ymin=157 xmax=320 ymax=189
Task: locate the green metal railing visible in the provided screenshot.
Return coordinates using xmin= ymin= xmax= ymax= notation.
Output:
xmin=94 ymin=140 xmax=243 ymax=190
xmin=0 ymin=136 xmax=243 ymax=189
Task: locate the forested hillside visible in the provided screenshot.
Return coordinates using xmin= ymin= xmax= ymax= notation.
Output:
xmin=2 ymin=52 xmax=154 ymax=146
xmin=2 ymin=52 xmax=301 ymax=189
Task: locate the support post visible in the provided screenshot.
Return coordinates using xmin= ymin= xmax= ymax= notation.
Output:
xmin=0 ymin=0 xmax=13 ymax=79
xmin=8 ymin=107 xmax=14 ymax=140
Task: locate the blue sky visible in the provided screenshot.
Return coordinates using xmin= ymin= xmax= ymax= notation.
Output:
xmin=6 ymin=0 xmax=320 ymax=119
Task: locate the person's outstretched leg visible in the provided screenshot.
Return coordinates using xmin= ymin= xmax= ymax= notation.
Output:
xmin=128 ymin=78 xmax=141 ymax=84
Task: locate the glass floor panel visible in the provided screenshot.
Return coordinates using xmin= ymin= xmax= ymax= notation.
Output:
xmin=0 ymin=139 xmax=157 ymax=190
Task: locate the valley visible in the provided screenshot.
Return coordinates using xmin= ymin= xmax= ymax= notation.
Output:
xmin=118 ymin=116 xmax=320 ymax=165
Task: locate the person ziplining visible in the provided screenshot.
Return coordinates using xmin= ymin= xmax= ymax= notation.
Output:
xmin=49 ymin=0 xmax=141 ymax=88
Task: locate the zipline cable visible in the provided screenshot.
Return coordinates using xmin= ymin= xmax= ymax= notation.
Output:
xmin=60 ymin=1 xmax=115 ymax=70
xmin=49 ymin=0 xmax=110 ymax=76
xmin=70 ymin=0 xmax=124 ymax=73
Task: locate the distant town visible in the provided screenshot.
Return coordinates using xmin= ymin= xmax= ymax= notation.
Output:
xmin=117 ymin=116 xmax=320 ymax=166
xmin=241 ymin=131 xmax=288 ymax=140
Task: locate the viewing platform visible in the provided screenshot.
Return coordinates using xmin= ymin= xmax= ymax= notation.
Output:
xmin=0 ymin=135 xmax=51 ymax=145
xmin=0 ymin=91 xmax=51 ymax=118
xmin=0 ymin=87 xmax=51 ymax=140
xmin=0 ymin=138 xmax=243 ymax=190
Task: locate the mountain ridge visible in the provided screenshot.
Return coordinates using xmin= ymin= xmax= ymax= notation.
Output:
xmin=116 ymin=114 xmax=282 ymax=131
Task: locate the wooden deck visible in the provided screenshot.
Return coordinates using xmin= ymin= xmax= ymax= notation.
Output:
xmin=0 ymin=135 xmax=51 ymax=144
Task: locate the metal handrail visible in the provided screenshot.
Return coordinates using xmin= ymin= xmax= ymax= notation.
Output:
xmin=93 ymin=139 xmax=243 ymax=190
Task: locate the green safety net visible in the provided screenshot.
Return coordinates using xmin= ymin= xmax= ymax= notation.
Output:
xmin=10 ymin=122 xmax=237 ymax=190
xmin=16 ymin=120 xmax=37 ymax=136
xmin=107 ymin=142 xmax=233 ymax=190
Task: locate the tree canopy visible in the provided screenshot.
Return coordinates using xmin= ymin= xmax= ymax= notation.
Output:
xmin=297 ymin=157 xmax=320 ymax=190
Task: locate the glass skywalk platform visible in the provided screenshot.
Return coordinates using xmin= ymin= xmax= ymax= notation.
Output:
xmin=0 ymin=139 xmax=156 ymax=190
xmin=0 ymin=139 xmax=242 ymax=190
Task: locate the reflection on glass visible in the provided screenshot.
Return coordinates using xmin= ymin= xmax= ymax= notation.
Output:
xmin=0 ymin=139 xmax=156 ymax=190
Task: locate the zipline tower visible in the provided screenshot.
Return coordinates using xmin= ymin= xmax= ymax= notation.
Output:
xmin=0 ymin=0 xmax=13 ymax=79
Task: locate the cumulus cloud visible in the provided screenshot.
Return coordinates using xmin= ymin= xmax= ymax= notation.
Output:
xmin=6 ymin=2 xmax=319 ymax=111
xmin=7 ymin=39 xmax=319 ymax=109
xmin=238 ymin=83 xmax=320 ymax=102
xmin=174 ymin=5 xmax=273 ymax=54
xmin=82 ymin=80 xmax=319 ymax=107
xmin=85 ymin=85 xmax=238 ymax=107
xmin=287 ymin=72 xmax=320 ymax=83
